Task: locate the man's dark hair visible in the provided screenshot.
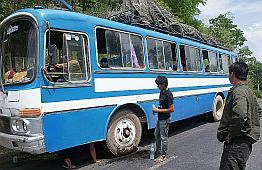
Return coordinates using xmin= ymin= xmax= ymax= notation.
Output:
xmin=155 ymin=75 xmax=168 ymax=86
xmin=229 ymin=62 xmax=248 ymax=81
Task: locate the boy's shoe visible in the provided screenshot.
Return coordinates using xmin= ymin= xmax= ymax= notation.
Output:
xmin=154 ymin=155 xmax=166 ymax=163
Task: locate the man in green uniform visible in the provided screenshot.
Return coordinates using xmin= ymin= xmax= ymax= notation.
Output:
xmin=217 ymin=62 xmax=261 ymax=170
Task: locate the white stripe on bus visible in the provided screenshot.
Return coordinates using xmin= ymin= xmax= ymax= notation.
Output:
xmin=41 ymin=86 xmax=231 ymax=113
xmin=94 ymin=78 xmax=230 ymax=92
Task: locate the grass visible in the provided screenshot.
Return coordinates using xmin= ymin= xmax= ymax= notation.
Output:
xmin=0 ymin=146 xmax=59 ymax=165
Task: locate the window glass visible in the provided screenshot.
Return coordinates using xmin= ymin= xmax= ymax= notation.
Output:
xmin=147 ymin=38 xmax=158 ymax=69
xmin=63 ymin=33 xmax=88 ymax=81
xmin=120 ymin=33 xmax=132 ymax=67
xmin=221 ymin=54 xmax=230 ymax=73
xmin=105 ymin=30 xmax=122 ymax=67
xmin=163 ymin=42 xmax=173 ymax=70
xmin=184 ymin=46 xmax=202 ymax=71
xmin=180 ymin=45 xmax=187 ymax=71
xmin=202 ymin=50 xmax=209 ymax=72
xmin=44 ymin=31 xmax=89 ymax=83
xmin=208 ymin=51 xmax=218 ymax=72
xmin=156 ymin=40 xmax=165 ymax=70
xmin=147 ymin=38 xmax=177 ymax=71
xmin=1 ymin=19 xmax=37 ymax=84
xmin=130 ymin=35 xmax=144 ymax=69
xmin=96 ymin=28 xmax=144 ymax=69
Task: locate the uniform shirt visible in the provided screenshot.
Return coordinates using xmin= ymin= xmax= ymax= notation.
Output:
xmin=158 ymin=89 xmax=174 ymax=120
xmin=217 ymin=82 xmax=261 ymax=144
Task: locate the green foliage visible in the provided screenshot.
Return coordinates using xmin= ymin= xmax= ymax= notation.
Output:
xmin=158 ymin=0 xmax=206 ymax=29
xmin=207 ymin=13 xmax=246 ymax=50
xmin=254 ymin=90 xmax=262 ymax=99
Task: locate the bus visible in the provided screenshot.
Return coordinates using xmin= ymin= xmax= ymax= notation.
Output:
xmin=0 ymin=7 xmax=237 ymax=156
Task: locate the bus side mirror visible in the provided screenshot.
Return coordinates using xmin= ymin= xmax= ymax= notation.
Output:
xmin=48 ymin=44 xmax=58 ymax=65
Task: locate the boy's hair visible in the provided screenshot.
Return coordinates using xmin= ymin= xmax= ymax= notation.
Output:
xmin=155 ymin=75 xmax=168 ymax=87
xmin=229 ymin=62 xmax=248 ymax=81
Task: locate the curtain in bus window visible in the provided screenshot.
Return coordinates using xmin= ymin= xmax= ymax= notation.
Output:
xmin=221 ymin=55 xmax=230 ymax=73
xmin=130 ymin=35 xmax=144 ymax=68
xmin=147 ymin=38 xmax=158 ymax=69
xmin=156 ymin=40 xmax=165 ymax=70
xmin=208 ymin=52 xmax=218 ymax=72
xmin=105 ymin=30 xmax=122 ymax=67
xmin=120 ymin=33 xmax=132 ymax=68
xmin=163 ymin=41 xmax=173 ymax=70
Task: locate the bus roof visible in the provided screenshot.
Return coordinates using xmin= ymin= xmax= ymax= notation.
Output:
xmin=11 ymin=8 xmax=236 ymax=56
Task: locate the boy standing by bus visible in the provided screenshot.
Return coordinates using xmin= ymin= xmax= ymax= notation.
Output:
xmin=152 ymin=75 xmax=174 ymax=163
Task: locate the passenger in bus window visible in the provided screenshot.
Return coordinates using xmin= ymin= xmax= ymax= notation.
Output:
xmin=205 ymin=64 xmax=210 ymax=72
xmin=100 ymin=58 xmax=109 ymax=68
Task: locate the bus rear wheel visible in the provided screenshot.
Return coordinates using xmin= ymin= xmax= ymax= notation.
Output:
xmin=106 ymin=109 xmax=142 ymax=156
xmin=212 ymin=95 xmax=224 ymax=121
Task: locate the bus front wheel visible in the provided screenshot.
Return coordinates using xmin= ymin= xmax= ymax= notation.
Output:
xmin=212 ymin=95 xmax=224 ymax=121
xmin=106 ymin=110 xmax=142 ymax=156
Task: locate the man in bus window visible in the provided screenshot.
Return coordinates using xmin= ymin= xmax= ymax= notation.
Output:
xmin=152 ymin=75 xmax=174 ymax=163
xmin=100 ymin=58 xmax=109 ymax=68
xmin=217 ymin=62 xmax=261 ymax=170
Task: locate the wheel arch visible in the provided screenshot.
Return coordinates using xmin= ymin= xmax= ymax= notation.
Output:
xmin=105 ymin=103 xmax=148 ymax=135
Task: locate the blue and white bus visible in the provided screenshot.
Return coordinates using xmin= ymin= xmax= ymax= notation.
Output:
xmin=0 ymin=7 xmax=237 ymax=156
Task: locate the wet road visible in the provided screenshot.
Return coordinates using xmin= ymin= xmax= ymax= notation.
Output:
xmin=1 ymin=101 xmax=262 ymax=170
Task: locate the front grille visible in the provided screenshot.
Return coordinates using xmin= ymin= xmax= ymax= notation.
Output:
xmin=0 ymin=116 xmax=11 ymax=134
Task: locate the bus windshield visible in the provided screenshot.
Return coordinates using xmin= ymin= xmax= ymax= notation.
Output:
xmin=0 ymin=19 xmax=37 ymax=84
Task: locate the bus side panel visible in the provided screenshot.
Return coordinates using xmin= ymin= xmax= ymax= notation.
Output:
xmin=171 ymin=93 xmax=215 ymax=122
xmin=42 ymin=106 xmax=114 ymax=153
xmin=140 ymin=93 xmax=216 ymax=129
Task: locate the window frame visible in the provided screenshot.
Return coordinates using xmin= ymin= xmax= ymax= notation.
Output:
xmin=43 ymin=29 xmax=91 ymax=84
xmin=179 ymin=44 xmax=203 ymax=73
xmin=146 ymin=36 xmax=178 ymax=72
xmin=95 ymin=26 xmax=146 ymax=71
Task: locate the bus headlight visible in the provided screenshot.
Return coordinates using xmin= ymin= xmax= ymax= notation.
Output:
xmin=12 ymin=119 xmax=29 ymax=133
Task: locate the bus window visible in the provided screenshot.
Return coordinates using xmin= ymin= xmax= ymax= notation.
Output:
xmin=209 ymin=52 xmax=219 ymax=72
xmin=180 ymin=45 xmax=187 ymax=71
xmin=120 ymin=33 xmax=132 ymax=67
xmin=163 ymin=41 xmax=177 ymax=71
xmin=181 ymin=45 xmax=202 ymax=72
xmin=156 ymin=40 xmax=165 ymax=70
xmin=130 ymin=35 xmax=145 ymax=69
xmin=218 ymin=54 xmax=230 ymax=74
xmin=147 ymin=38 xmax=158 ymax=69
xmin=45 ymin=30 xmax=89 ymax=83
xmin=202 ymin=50 xmax=210 ymax=72
xmin=147 ymin=38 xmax=177 ymax=71
xmin=96 ymin=28 xmax=145 ymax=69
xmin=105 ymin=30 xmax=122 ymax=67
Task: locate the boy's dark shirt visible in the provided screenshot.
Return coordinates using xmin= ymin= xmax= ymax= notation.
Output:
xmin=158 ymin=89 xmax=174 ymax=120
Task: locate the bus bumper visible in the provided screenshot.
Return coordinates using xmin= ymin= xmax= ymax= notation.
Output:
xmin=0 ymin=132 xmax=46 ymax=154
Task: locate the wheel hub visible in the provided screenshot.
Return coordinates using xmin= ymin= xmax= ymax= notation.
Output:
xmin=114 ymin=118 xmax=136 ymax=146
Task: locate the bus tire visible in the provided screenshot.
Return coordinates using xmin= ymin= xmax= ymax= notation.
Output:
xmin=106 ymin=109 xmax=142 ymax=156
xmin=212 ymin=95 xmax=224 ymax=121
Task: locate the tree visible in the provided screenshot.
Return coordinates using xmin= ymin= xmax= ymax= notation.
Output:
xmin=207 ymin=13 xmax=246 ymax=50
xmin=158 ymin=0 xmax=206 ymax=27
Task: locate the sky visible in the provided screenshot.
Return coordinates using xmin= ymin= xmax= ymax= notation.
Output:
xmin=198 ymin=0 xmax=262 ymax=61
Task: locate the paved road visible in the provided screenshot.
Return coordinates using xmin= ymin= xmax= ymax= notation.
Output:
xmin=1 ymin=101 xmax=262 ymax=170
